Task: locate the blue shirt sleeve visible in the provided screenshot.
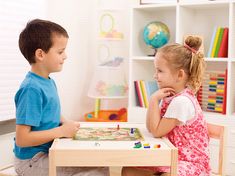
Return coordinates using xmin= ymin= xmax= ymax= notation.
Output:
xmin=15 ymin=87 xmax=42 ymax=127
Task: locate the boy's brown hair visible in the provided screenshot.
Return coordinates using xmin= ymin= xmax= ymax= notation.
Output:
xmin=19 ymin=19 xmax=69 ymax=64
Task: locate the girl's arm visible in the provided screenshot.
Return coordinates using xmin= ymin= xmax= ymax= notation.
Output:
xmin=15 ymin=120 xmax=80 ymax=147
xmin=146 ymin=97 xmax=160 ymax=133
xmin=147 ymin=88 xmax=177 ymax=137
xmin=151 ymin=117 xmax=179 ymax=138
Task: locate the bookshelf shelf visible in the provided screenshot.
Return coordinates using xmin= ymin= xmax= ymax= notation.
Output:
xmin=205 ymin=58 xmax=228 ymax=62
xmin=128 ymin=1 xmax=235 ymax=174
xmin=132 ymin=56 xmax=155 ymax=61
xmin=230 ymin=58 xmax=235 ymax=62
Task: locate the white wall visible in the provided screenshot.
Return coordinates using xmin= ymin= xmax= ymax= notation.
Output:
xmin=47 ymin=0 xmax=97 ymax=121
xmin=47 ymin=0 xmax=138 ymax=121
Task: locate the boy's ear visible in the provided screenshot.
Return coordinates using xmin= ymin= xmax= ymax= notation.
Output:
xmin=35 ymin=49 xmax=44 ymax=62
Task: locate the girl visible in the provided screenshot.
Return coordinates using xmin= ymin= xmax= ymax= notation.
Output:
xmin=122 ymin=36 xmax=210 ymax=176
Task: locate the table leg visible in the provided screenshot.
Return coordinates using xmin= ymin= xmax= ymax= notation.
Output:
xmin=170 ymin=148 xmax=178 ymax=176
xmin=49 ymin=151 xmax=56 ymax=176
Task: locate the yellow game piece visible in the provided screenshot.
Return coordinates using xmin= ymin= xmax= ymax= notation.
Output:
xmin=143 ymin=143 xmax=150 ymax=147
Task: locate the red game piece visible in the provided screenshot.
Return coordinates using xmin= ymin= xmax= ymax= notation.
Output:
xmin=117 ymin=124 xmax=120 ymax=130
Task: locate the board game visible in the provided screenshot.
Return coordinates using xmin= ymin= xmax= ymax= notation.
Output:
xmin=73 ymin=127 xmax=144 ymax=141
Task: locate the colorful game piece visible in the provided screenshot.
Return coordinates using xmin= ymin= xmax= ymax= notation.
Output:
xmin=134 ymin=141 xmax=142 ymax=148
xmin=154 ymin=144 xmax=161 ymax=148
xmin=143 ymin=143 xmax=150 ymax=148
xmin=117 ymin=124 xmax=120 ymax=130
xmin=143 ymin=143 xmax=149 ymax=146
xmin=129 ymin=128 xmax=134 ymax=137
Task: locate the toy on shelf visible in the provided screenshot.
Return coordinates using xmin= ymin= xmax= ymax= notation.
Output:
xmin=143 ymin=21 xmax=170 ymax=56
xmin=85 ymin=58 xmax=128 ymax=122
xmin=85 ymin=108 xmax=127 ymax=122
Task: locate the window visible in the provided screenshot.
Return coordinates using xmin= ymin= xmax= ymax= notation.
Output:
xmin=0 ymin=0 xmax=46 ymax=121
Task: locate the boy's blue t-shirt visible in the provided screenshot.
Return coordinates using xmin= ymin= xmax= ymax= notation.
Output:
xmin=14 ymin=71 xmax=61 ymax=159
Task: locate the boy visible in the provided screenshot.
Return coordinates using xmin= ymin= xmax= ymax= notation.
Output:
xmin=14 ymin=19 xmax=109 ymax=176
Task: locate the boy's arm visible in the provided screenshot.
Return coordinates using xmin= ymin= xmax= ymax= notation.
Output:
xmin=60 ymin=116 xmax=67 ymax=124
xmin=60 ymin=116 xmax=77 ymax=124
xmin=16 ymin=120 xmax=80 ymax=147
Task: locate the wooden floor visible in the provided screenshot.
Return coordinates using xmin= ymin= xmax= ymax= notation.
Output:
xmin=110 ymin=167 xmax=122 ymax=176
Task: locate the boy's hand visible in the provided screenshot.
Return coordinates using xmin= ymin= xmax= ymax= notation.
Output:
xmin=60 ymin=121 xmax=80 ymax=138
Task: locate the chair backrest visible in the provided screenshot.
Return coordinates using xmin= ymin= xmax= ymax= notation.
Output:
xmin=207 ymin=123 xmax=227 ymax=176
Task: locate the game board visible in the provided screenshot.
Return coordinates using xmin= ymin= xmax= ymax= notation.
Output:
xmin=73 ymin=127 xmax=144 ymax=141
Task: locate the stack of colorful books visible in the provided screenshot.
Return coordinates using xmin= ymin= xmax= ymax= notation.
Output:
xmin=207 ymin=27 xmax=229 ymax=58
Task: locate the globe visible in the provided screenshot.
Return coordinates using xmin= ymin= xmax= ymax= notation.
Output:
xmin=143 ymin=21 xmax=170 ymax=50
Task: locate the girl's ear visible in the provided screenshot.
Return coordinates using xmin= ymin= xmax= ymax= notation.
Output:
xmin=177 ymin=69 xmax=185 ymax=81
xmin=35 ymin=49 xmax=44 ymax=62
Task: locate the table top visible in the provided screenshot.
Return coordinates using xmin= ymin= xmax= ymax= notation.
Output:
xmin=51 ymin=122 xmax=172 ymax=150
xmin=49 ymin=122 xmax=177 ymax=172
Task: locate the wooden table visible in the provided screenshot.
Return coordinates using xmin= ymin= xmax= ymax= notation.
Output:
xmin=49 ymin=122 xmax=178 ymax=176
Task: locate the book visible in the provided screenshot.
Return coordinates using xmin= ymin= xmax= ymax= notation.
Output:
xmin=134 ymin=81 xmax=144 ymax=107
xmin=211 ymin=27 xmax=221 ymax=58
xmin=218 ymin=27 xmax=229 ymax=58
xmin=145 ymin=81 xmax=158 ymax=101
xmin=214 ymin=28 xmax=224 ymax=57
xmin=207 ymin=27 xmax=217 ymax=57
xmin=140 ymin=80 xmax=149 ymax=108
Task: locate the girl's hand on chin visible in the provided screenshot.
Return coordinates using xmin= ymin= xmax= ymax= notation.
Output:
xmin=152 ymin=87 xmax=175 ymax=101
xmin=164 ymin=88 xmax=175 ymax=97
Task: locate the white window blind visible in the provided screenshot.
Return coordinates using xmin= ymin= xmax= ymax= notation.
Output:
xmin=0 ymin=0 xmax=46 ymax=121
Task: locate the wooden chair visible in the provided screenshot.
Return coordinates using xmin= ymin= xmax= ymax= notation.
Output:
xmin=207 ymin=123 xmax=227 ymax=176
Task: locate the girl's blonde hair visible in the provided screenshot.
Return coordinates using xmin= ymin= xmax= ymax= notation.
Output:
xmin=158 ymin=36 xmax=205 ymax=92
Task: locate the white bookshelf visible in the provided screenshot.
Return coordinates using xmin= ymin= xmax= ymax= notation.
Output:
xmin=128 ymin=1 xmax=235 ymax=175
